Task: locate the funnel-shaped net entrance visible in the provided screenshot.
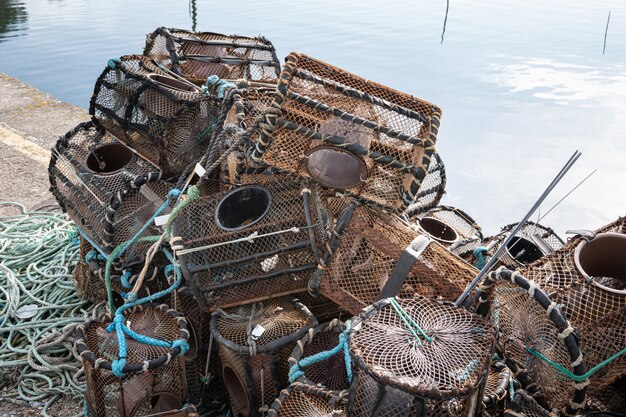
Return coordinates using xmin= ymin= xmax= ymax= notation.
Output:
xmin=144 ymin=27 xmax=281 ymax=84
xmin=251 ymin=52 xmax=443 ymax=212
xmin=349 ymin=297 xmax=495 ymax=417
xmin=76 ymin=304 xmax=189 ymax=417
xmin=89 ymin=54 xmax=221 ymax=175
xmin=144 ymin=404 xmax=200 ymax=417
xmin=520 ymin=217 xmax=626 ymax=412
xmin=484 ymin=222 xmax=564 ymax=269
xmin=210 ymin=297 xmax=317 ymax=417
xmin=267 ymin=383 xmax=347 ymax=417
xmin=49 ymin=122 xmax=172 ymax=260
xmin=313 ymin=204 xmax=477 ymax=314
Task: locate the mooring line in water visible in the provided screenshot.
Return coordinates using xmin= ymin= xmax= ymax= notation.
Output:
xmin=603 ymin=10 xmax=611 ymax=55
xmin=455 ymin=150 xmax=582 ymax=306
xmin=441 ymin=0 xmax=450 ymax=44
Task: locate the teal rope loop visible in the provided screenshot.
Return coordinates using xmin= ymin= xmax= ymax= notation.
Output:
xmin=527 ymin=345 xmax=626 ymax=382
xmin=105 ymin=255 xmax=187 ymax=377
xmin=288 ymin=321 xmax=352 ymax=384
xmin=388 ymin=298 xmax=432 ymax=344
xmin=107 ymin=58 xmax=121 ymax=69
xmin=85 ymin=250 xmax=106 ymax=264
xmin=204 ymin=75 xmax=236 ymax=99
xmin=120 ymin=270 xmax=132 ymax=289
xmin=473 ymin=246 xmax=489 ymax=269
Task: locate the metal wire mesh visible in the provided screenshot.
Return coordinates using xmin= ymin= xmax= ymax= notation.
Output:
xmin=89 ymin=54 xmax=222 ymax=175
xmin=76 ymin=304 xmax=189 ymax=417
xmin=210 ymin=296 xmax=317 ymax=417
xmin=173 ymin=179 xmax=328 ymax=311
xmin=313 ymin=204 xmax=478 ymax=314
xmin=471 ymin=269 xmax=588 ymax=416
xmin=49 ymin=122 xmax=173 ymax=260
xmin=251 ymin=52 xmax=443 ymax=212
xmin=483 ymin=222 xmax=564 ymax=269
xmin=288 ymin=319 xmax=350 ymax=392
xmin=144 ymin=27 xmax=281 ymax=84
xmin=267 ymin=382 xmax=347 ymax=417
xmin=349 ymin=297 xmax=495 ymax=417
xmin=413 ymin=205 xmax=484 ymax=262
xmin=519 ymin=217 xmax=626 ymax=411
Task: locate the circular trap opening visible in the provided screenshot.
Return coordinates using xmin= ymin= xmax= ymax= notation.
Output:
xmin=85 ymin=143 xmax=133 ymax=175
xmin=147 ymin=73 xmax=200 ymax=93
xmin=215 ymin=186 xmax=272 ymax=231
xmin=575 ymin=232 xmax=626 ymax=293
xmin=418 ymin=217 xmax=458 ymax=244
xmin=306 ymin=146 xmax=367 ymax=190
xmin=223 ymin=366 xmax=251 ymax=417
xmin=505 ymin=237 xmax=543 ymax=265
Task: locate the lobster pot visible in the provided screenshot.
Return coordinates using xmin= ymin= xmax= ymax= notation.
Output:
xmin=413 ymin=205 xmax=483 ymax=260
xmin=295 ymin=292 xmax=347 ymax=324
xmin=471 ymin=269 xmax=587 ymax=416
xmin=144 ymin=27 xmax=281 ymax=84
xmin=173 ymin=179 xmax=328 ymax=311
xmin=210 ymin=296 xmax=317 ymax=417
xmin=75 ymin=304 xmax=189 ymax=417
xmin=312 ymin=204 xmax=478 ymax=314
xmin=267 ymin=382 xmax=347 ymax=417
xmin=251 ymin=52 xmax=443 ymax=212
xmin=89 ymin=54 xmax=221 ymax=175
xmin=288 ymin=320 xmax=350 ymax=392
xmin=484 ymin=222 xmax=564 ymax=269
xmin=403 ymin=152 xmax=447 ymax=216
xmin=349 ymin=297 xmax=495 ymax=417
xmin=49 ymin=122 xmax=172 ymax=260
xmin=145 ymin=404 xmax=200 ymax=417
xmin=520 ymin=217 xmax=626 ymax=410
xmin=503 ymin=390 xmax=552 ymax=417
xmin=482 ymin=362 xmax=513 ymax=415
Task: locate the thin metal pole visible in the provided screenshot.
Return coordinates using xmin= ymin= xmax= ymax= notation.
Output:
xmin=455 ymin=150 xmax=581 ymax=306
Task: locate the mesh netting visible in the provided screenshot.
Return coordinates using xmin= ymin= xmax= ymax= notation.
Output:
xmin=403 ymin=152 xmax=447 ymax=216
xmin=294 ymin=292 xmax=347 ymax=324
xmin=144 ymin=27 xmax=281 ymax=84
xmin=313 ymin=204 xmax=478 ymax=314
xmin=413 ymin=205 xmax=484 ymax=262
xmin=482 ymin=361 xmax=513 ymax=414
xmin=49 ymin=122 xmax=173 ymax=260
xmin=503 ymin=390 xmax=554 ymax=417
xmin=144 ymin=404 xmax=200 ymax=417
xmin=173 ymin=179 xmax=329 ymax=311
xmin=251 ymin=52 xmax=443 ymax=212
xmin=519 ymin=217 xmax=626 ymax=411
xmin=348 ymin=297 xmax=495 ymax=417
xmin=210 ymin=296 xmax=317 ymax=417
xmin=483 ymin=222 xmax=564 ymax=269
xmin=267 ymin=382 xmax=347 ymax=417
xmin=288 ymin=319 xmax=350 ymax=392
xmin=471 ymin=269 xmax=587 ymax=415
xmin=89 ymin=54 xmax=222 ymax=175
xmin=76 ymin=304 xmax=189 ymax=417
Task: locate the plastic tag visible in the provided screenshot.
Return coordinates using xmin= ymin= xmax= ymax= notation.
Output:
xmin=16 ymin=304 xmax=38 ymax=319
xmin=154 ymin=215 xmax=170 ymax=227
xmin=194 ymin=163 xmax=206 ymax=177
xmin=251 ymin=324 xmax=266 ymax=340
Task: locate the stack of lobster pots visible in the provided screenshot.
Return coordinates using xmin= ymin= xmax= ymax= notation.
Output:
xmin=49 ymin=26 xmax=625 ymax=417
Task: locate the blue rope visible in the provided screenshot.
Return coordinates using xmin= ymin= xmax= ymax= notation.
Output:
xmin=204 ymin=75 xmax=236 ymax=99
xmin=474 ymin=246 xmax=489 ymax=269
xmin=119 ymin=270 xmax=132 ymax=289
xmin=389 ymin=298 xmax=432 ymax=343
xmin=107 ymin=58 xmax=121 ymax=69
xmin=75 ymin=228 xmax=108 ymax=259
xmin=288 ymin=322 xmax=352 ymax=384
xmin=85 ymin=250 xmax=107 ymax=263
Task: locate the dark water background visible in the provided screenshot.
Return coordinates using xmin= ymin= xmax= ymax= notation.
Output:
xmin=1 ymin=0 xmax=625 ymax=237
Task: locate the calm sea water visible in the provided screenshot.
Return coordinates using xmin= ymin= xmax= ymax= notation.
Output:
xmin=1 ymin=0 xmax=625 ymax=237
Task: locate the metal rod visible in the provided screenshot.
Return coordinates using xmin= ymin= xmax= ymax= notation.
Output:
xmin=454 ymin=150 xmax=581 ymax=306
xmin=538 ymin=169 xmax=597 ymax=222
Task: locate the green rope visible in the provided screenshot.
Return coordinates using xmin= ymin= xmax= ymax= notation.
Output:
xmin=527 ymin=345 xmax=626 ymax=382
xmin=388 ymin=298 xmax=432 ymax=344
xmin=0 ymin=202 xmax=105 ymax=414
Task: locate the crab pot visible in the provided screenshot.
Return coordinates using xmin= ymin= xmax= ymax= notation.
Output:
xmin=49 ymin=122 xmax=173 ymax=261
xmin=402 ymin=152 xmax=447 ymax=216
xmin=267 ymin=382 xmax=347 ymax=417
xmin=172 ymin=179 xmax=328 ymax=311
xmin=75 ymin=303 xmax=190 ymax=417
xmin=471 ymin=269 xmax=588 ymax=415
xmin=144 ymin=27 xmax=281 ymax=84
xmin=503 ymin=390 xmax=552 ymax=417
xmin=288 ymin=319 xmax=350 ymax=393
xmin=311 ymin=204 xmax=478 ymax=314
xmin=210 ymin=296 xmax=317 ymax=417
xmin=251 ymin=52 xmax=442 ymax=212
xmin=520 ymin=217 xmax=626 ymax=411
xmin=294 ymin=292 xmax=347 ymax=324
xmin=484 ymin=221 xmax=564 ymax=269
xmin=482 ymin=362 xmax=513 ymax=414
xmin=412 ymin=205 xmax=483 ymax=262
xmin=89 ymin=54 xmax=221 ymax=175
xmin=349 ymin=297 xmax=495 ymax=417
xmin=144 ymin=404 xmax=200 ymax=417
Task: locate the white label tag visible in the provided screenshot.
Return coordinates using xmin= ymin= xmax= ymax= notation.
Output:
xmin=251 ymin=324 xmax=266 ymax=340
xmin=154 ymin=214 xmax=170 ymax=227
xmin=194 ymin=163 xmax=206 ymax=177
